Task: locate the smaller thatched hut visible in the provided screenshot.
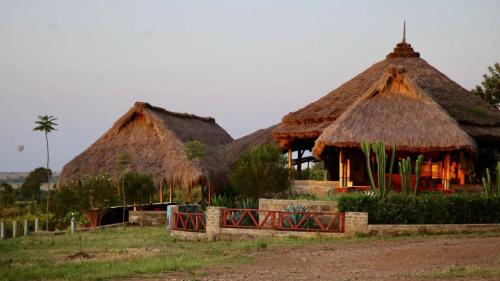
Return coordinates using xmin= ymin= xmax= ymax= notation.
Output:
xmin=58 ymin=102 xmax=233 ymax=202
xmin=313 ymin=64 xmax=476 ymax=155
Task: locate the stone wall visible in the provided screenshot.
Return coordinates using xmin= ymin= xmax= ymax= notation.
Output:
xmin=129 ymin=211 xmax=166 ymax=226
xmin=368 ymin=224 xmax=500 ymax=236
xmin=292 ymin=180 xmax=339 ymax=196
xmin=259 ymin=198 xmax=338 ymax=213
xmin=345 ymin=212 xmax=368 ymax=235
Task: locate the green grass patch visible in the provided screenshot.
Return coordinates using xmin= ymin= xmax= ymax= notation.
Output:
xmin=422 ymin=265 xmax=500 ymax=279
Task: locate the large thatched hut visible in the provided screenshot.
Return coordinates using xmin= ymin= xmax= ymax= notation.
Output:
xmin=273 ymin=34 xmax=500 ymax=190
xmin=58 ymin=102 xmax=233 ymax=201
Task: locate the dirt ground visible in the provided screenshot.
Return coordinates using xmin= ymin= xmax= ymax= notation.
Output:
xmin=163 ymin=235 xmax=500 ymax=281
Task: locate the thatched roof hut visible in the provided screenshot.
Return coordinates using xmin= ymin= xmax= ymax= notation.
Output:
xmin=58 ymin=102 xmax=233 ymax=189
xmin=222 ymin=124 xmax=278 ymax=163
xmin=273 ymin=39 xmax=500 ymax=150
xmin=313 ymin=64 xmax=477 ymax=156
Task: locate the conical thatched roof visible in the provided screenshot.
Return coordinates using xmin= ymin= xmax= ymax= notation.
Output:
xmin=313 ymin=65 xmax=477 ymax=156
xmin=273 ymin=41 xmax=500 ymax=146
xmin=58 ymin=102 xmax=233 ymax=188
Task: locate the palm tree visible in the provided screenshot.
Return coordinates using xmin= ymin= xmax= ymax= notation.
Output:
xmin=33 ymin=115 xmax=58 ymax=231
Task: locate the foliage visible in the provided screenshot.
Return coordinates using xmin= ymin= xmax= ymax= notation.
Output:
xmin=238 ymin=197 xmax=257 ymax=209
xmin=183 ymin=140 xmax=205 ymax=161
xmin=123 ymin=172 xmax=156 ymax=207
xmin=0 ymin=182 xmax=16 ymax=208
xmin=481 ymin=161 xmax=500 ymax=197
xmin=33 ymin=115 xmax=58 ymax=134
xmin=19 ymin=167 xmax=52 ymax=200
xmin=230 ymin=143 xmax=290 ymax=199
xmin=298 ymin=162 xmax=325 ymax=180
xmin=173 ymin=185 xmax=202 ymax=203
xmin=471 ymin=62 xmax=500 ymax=108
xmin=337 ymin=192 xmax=500 ymax=224
xmin=51 ymin=183 xmax=88 ymax=227
xmin=283 ymin=205 xmax=310 ymax=227
xmin=62 ymin=210 xmax=88 ymax=226
xmin=210 ymin=194 xmax=234 ymax=207
xmin=80 ymin=174 xmax=119 ymax=226
xmin=361 ymin=141 xmax=396 ymax=198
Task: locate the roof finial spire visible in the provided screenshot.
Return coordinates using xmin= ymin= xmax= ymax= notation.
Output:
xmin=402 ymin=20 xmax=406 ymax=43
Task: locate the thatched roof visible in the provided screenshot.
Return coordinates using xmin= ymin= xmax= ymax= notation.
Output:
xmin=58 ymin=102 xmax=233 ymax=188
xmin=222 ymin=124 xmax=278 ymax=163
xmin=313 ymin=65 xmax=477 ymax=156
xmin=273 ymin=40 xmax=500 ymax=146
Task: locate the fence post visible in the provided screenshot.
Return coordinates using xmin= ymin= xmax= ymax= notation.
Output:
xmin=12 ymin=220 xmax=18 ymax=238
xmin=206 ymin=207 xmax=223 ymax=241
xmin=0 ymin=221 xmax=5 ymax=240
xmin=35 ymin=218 xmax=39 ymax=233
xmin=24 ymin=219 xmax=29 ymax=236
xmin=70 ymin=218 xmax=76 ymax=234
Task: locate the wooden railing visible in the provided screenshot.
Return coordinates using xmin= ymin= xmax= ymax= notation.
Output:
xmin=173 ymin=212 xmax=206 ymax=232
xmin=222 ymin=208 xmax=344 ymax=233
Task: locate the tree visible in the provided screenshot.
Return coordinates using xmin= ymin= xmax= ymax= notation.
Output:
xmin=0 ymin=182 xmax=16 ymax=208
xmin=52 ymin=183 xmax=88 ymax=228
xmin=20 ymin=167 xmax=52 ymax=200
xmin=472 ymin=63 xmax=500 ymax=108
xmin=183 ymin=140 xmax=205 ymax=161
xmin=123 ymin=172 xmax=156 ymax=227
xmin=33 ymin=115 xmax=58 ymax=231
xmin=230 ymin=143 xmax=290 ymax=199
xmin=183 ymin=140 xmax=205 ymax=202
xmin=117 ymin=152 xmax=132 ymax=229
xmin=80 ymin=174 xmax=118 ymax=226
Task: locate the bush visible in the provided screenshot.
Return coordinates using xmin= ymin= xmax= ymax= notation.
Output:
xmin=230 ymin=143 xmax=290 ymax=199
xmin=337 ymin=193 xmax=500 ymax=224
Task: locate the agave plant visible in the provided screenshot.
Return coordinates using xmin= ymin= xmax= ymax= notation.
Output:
xmin=282 ymin=205 xmax=310 ymax=229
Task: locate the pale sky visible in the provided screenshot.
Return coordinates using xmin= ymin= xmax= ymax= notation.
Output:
xmin=0 ymin=0 xmax=499 ymax=172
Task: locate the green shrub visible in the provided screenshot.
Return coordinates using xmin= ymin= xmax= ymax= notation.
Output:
xmin=230 ymin=143 xmax=290 ymax=199
xmin=337 ymin=193 xmax=500 ymax=224
xmin=210 ymin=194 xmax=234 ymax=207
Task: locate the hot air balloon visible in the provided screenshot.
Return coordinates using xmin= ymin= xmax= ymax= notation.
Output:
xmin=16 ymin=144 xmax=24 ymax=153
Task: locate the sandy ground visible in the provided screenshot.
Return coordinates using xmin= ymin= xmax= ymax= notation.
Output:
xmin=158 ymin=235 xmax=500 ymax=281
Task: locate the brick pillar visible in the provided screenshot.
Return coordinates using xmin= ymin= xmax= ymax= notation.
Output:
xmin=344 ymin=212 xmax=368 ymax=236
xmin=206 ymin=207 xmax=223 ymax=241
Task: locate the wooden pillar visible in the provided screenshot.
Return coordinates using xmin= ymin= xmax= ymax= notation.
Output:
xmin=442 ymin=154 xmax=451 ymax=190
xmin=159 ymin=182 xmax=164 ymax=204
xmin=346 ymin=158 xmax=351 ymax=187
xmin=339 ymin=149 xmax=345 ymax=187
xmin=288 ymin=147 xmax=293 ymax=175
xmin=169 ymin=182 xmax=173 ymax=203
xmin=297 ymin=150 xmax=303 ymax=179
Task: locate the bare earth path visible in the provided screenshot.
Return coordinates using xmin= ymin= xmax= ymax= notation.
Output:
xmin=162 ymin=235 xmax=500 ymax=281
